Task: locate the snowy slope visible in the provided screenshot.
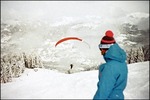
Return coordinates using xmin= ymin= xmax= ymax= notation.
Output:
xmin=1 ymin=61 xmax=149 ymax=99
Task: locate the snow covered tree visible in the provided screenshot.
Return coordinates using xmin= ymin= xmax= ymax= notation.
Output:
xmin=1 ymin=52 xmax=44 ymax=83
xmin=142 ymin=45 xmax=150 ymax=61
xmin=126 ymin=47 xmax=145 ymax=64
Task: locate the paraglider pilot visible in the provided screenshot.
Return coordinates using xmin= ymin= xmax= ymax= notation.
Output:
xmin=70 ymin=64 xmax=73 ymax=69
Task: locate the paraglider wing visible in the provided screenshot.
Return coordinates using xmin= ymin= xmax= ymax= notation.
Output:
xmin=55 ymin=37 xmax=82 ymax=47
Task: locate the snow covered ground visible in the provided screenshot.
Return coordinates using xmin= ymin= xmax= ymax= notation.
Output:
xmin=1 ymin=61 xmax=149 ymax=99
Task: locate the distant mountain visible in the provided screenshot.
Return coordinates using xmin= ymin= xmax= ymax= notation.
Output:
xmin=119 ymin=12 xmax=149 ymax=48
xmin=1 ymin=12 xmax=149 ymax=72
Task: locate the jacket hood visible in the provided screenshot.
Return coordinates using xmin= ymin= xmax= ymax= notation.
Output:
xmin=104 ymin=43 xmax=126 ymax=62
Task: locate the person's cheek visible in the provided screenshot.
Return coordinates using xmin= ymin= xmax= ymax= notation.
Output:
xmin=101 ymin=50 xmax=105 ymax=55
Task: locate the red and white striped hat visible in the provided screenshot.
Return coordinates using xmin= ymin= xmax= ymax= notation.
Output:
xmin=100 ymin=30 xmax=116 ymax=44
xmin=99 ymin=30 xmax=116 ymax=49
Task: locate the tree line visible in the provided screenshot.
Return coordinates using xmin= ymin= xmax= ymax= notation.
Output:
xmin=1 ymin=45 xmax=149 ymax=83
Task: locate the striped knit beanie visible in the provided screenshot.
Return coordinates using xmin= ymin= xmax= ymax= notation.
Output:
xmin=99 ymin=30 xmax=116 ymax=49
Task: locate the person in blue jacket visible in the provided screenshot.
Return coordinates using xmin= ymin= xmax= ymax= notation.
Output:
xmin=93 ymin=30 xmax=128 ymax=100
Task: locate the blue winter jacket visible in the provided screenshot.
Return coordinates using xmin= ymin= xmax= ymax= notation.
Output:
xmin=93 ymin=43 xmax=128 ymax=100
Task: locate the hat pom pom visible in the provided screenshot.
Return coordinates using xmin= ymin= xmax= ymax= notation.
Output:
xmin=105 ymin=30 xmax=114 ymax=37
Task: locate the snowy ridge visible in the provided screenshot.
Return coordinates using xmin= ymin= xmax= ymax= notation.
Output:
xmin=119 ymin=12 xmax=149 ymax=29
xmin=1 ymin=11 xmax=149 ymax=72
xmin=1 ymin=61 xmax=149 ymax=99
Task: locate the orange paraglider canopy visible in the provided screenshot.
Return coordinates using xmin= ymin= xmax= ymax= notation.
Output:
xmin=55 ymin=37 xmax=82 ymax=47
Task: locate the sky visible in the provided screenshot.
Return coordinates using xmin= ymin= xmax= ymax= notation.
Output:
xmin=1 ymin=61 xmax=149 ymax=99
xmin=1 ymin=1 xmax=149 ymax=21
